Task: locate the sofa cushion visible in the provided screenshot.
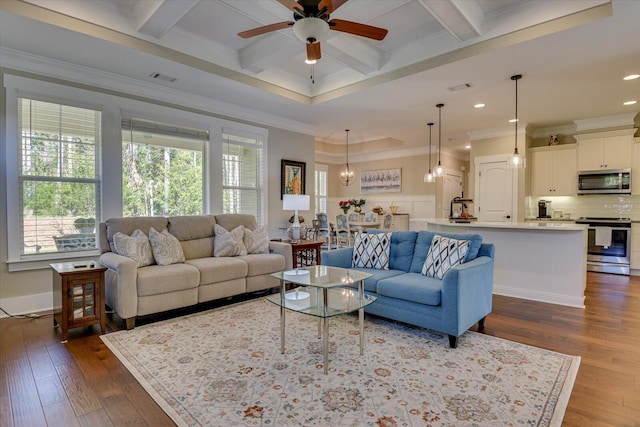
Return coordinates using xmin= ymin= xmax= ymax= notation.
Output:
xmin=113 ymin=229 xmax=155 ymax=267
xmin=410 ymin=231 xmax=483 ymax=273
xmin=186 ymin=256 xmax=248 ymax=285
xmin=168 ymin=215 xmax=216 ymax=260
xmin=149 ymin=227 xmax=186 ymax=266
xmin=104 ymin=216 xmax=168 ymax=253
xmin=368 ymin=230 xmax=417 ymax=272
xmin=422 ymin=235 xmax=470 ymax=279
xmin=238 ymin=253 xmax=286 ymax=276
xmin=352 ymin=232 xmax=392 ymax=269
xmin=214 ymin=224 xmax=248 ymax=257
xmin=350 ymin=268 xmax=407 ymax=293
xmin=137 ymin=263 xmax=199 ymax=297
xmin=376 ymin=272 xmax=442 ymax=306
xmin=243 ymin=226 xmax=269 ymax=254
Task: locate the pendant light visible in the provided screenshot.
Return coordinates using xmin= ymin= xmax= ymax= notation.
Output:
xmin=338 ymin=129 xmax=357 ymax=186
xmin=508 ymin=74 xmax=525 ymax=169
xmin=433 ymin=103 xmax=446 ymax=177
xmin=423 ymin=122 xmax=435 ymax=182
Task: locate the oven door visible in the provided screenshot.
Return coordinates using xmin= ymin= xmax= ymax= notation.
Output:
xmin=585 ymin=227 xmax=630 ymax=264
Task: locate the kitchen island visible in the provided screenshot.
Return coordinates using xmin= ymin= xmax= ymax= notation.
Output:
xmin=410 ymin=219 xmax=588 ymax=308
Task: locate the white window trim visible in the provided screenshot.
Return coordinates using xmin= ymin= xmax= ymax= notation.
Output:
xmin=4 ymin=74 xmax=268 ymax=271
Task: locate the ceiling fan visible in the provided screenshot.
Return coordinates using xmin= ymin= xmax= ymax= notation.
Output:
xmin=238 ymin=0 xmax=388 ymax=63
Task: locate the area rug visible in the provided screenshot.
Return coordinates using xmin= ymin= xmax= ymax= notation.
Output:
xmin=101 ymin=298 xmax=580 ymax=426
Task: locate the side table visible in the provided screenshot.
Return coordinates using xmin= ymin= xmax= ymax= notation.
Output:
xmin=50 ymin=261 xmax=107 ymax=343
xmin=290 ymin=240 xmax=323 ymax=267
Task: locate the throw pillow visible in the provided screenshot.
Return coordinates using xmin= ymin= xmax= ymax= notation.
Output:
xmin=244 ymin=226 xmax=269 ymax=254
xmin=112 ymin=229 xmax=155 ymax=267
xmin=352 ymin=232 xmax=392 ymax=270
xmin=148 ymin=227 xmax=185 ymax=266
xmin=422 ymin=234 xmax=470 ymax=279
xmin=214 ymin=224 xmax=247 ymax=257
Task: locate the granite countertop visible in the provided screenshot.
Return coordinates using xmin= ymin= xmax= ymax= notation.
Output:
xmin=413 ymin=218 xmax=587 ymax=231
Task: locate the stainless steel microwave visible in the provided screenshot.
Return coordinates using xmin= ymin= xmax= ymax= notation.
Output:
xmin=577 ymin=169 xmax=631 ymax=194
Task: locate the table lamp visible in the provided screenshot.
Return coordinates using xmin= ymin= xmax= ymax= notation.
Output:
xmin=283 ymin=194 xmax=310 ymax=242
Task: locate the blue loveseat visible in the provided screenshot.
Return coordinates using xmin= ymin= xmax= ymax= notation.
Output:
xmin=322 ymin=230 xmax=495 ymax=348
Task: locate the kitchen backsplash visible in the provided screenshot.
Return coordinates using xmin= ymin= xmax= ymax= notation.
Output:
xmin=525 ymin=195 xmax=640 ymax=220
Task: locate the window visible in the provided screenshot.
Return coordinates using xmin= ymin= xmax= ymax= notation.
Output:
xmin=315 ymin=164 xmax=328 ymax=214
xmin=122 ymin=118 xmax=206 ymax=216
xmin=222 ymin=128 xmax=264 ymax=224
xmin=18 ymin=98 xmax=101 ymax=255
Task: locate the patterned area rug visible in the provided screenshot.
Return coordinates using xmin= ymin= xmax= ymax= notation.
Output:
xmin=101 ymin=298 xmax=579 ymax=426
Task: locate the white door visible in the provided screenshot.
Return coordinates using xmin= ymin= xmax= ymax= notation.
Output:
xmin=477 ymin=160 xmax=513 ymax=222
xmin=442 ymin=172 xmax=463 ymax=217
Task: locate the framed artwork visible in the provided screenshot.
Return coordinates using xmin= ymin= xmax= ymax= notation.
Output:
xmin=281 ymin=159 xmax=306 ymax=198
xmin=361 ymin=168 xmax=401 ymax=194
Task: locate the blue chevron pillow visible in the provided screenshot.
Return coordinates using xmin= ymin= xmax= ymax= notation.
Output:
xmin=422 ymin=234 xmax=470 ymax=279
xmin=352 ymin=232 xmax=392 ymax=270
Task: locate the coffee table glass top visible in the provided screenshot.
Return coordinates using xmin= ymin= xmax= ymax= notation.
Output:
xmin=268 ymin=266 xmax=375 ymax=318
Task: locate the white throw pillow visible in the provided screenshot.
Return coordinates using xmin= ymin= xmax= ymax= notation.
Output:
xmin=244 ymin=226 xmax=269 ymax=254
xmin=148 ymin=227 xmax=185 ymax=266
xmin=422 ymin=235 xmax=470 ymax=279
xmin=214 ymin=224 xmax=247 ymax=257
xmin=352 ymin=232 xmax=392 ymax=270
xmin=112 ymin=229 xmax=155 ymax=267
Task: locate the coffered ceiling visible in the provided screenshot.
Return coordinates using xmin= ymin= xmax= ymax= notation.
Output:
xmin=1 ymin=0 xmax=638 ymax=159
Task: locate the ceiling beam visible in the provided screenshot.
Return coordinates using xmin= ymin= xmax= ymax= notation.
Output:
xmin=135 ymin=0 xmax=199 ymax=39
xmin=417 ymin=0 xmax=484 ymax=42
xmin=239 ymin=34 xmax=299 ymax=73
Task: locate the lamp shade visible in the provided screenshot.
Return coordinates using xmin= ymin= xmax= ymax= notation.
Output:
xmin=283 ymin=194 xmax=310 ymax=211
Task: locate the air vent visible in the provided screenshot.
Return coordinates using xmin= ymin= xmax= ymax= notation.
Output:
xmin=448 ymin=83 xmax=472 ymax=91
xmin=149 ymin=72 xmax=177 ymax=83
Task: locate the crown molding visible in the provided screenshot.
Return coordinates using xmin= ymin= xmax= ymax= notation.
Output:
xmin=315 ymin=145 xmax=469 ymax=164
xmin=0 ymin=47 xmax=315 ymax=136
xmin=573 ymin=112 xmax=638 ymax=132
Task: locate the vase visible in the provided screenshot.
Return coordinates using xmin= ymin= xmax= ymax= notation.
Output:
xmin=354 ymin=206 xmax=361 ymax=213
xmin=341 ymin=208 xmax=350 ymax=215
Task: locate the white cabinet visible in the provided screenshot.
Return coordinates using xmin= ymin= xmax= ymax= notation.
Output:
xmin=633 ymin=142 xmax=640 ymax=195
xmin=576 ymin=131 xmax=633 ymax=171
xmin=631 ymin=223 xmax=640 ymax=270
xmin=530 ymin=145 xmax=577 ymax=196
xmin=390 ymin=214 xmax=409 ymax=231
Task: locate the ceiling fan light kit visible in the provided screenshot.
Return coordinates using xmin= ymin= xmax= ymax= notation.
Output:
xmin=238 ymin=0 xmax=388 ymax=65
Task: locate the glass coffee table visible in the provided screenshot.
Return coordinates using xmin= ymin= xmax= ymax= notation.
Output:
xmin=268 ymin=265 xmax=375 ymax=373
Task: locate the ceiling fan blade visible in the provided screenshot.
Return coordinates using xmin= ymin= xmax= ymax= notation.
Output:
xmin=318 ymin=0 xmax=348 ymax=13
xmin=238 ymin=21 xmax=293 ymax=38
xmin=307 ymin=42 xmax=321 ymax=61
xmin=277 ymin=0 xmax=302 ymax=12
xmin=329 ymin=19 xmax=388 ymax=40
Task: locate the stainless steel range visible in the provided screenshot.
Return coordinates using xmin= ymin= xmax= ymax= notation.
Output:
xmin=575 ymin=217 xmax=631 ymax=275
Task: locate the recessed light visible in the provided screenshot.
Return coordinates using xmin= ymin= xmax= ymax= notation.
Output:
xmin=464 ymin=144 xmax=471 ymax=149
xmin=623 ymin=74 xmax=639 ymax=80
xmin=508 ymin=118 xmax=519 ymax=123
xmin=623 ymin=100 xmax=637 ymax=105
xmin=474 ymin=103 xmax=485 ymax=108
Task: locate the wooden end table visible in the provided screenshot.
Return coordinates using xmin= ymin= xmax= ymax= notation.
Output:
xmin=50 ymin=261 xmax=107 ymax=343
xmin=290 ymin=240 xmax=323 ymax=267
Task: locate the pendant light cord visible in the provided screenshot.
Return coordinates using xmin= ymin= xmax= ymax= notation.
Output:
xmin=511 ymin=74 xmax=522 ymax=154
xmin=427 ymin=123 xmax=433 ymax=171
xmin=345 ymin=129 xmax=350 ymax=167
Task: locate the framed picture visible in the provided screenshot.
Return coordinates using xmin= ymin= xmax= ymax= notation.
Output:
xmin=361 ymin=168 xmax=401 ymax=194
xmin=281 ymin=159 xmax=306 ymax=198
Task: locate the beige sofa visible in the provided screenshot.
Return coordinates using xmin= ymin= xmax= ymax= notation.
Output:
xmin=99 ymin=214 xmax=292 ymax=329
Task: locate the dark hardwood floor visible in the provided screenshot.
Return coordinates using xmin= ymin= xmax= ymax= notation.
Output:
xmin=1 ymin=272 xmax=639 ymax=427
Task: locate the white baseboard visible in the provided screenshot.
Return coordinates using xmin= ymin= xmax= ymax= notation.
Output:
xmin=493 ymin=285 xmax=585 ymax=309
xmin=0 ymin=292 xmax=53 ymax=318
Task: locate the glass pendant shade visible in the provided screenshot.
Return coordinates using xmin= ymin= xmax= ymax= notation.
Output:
xmin=339 ymin=163 xmax=357 ymax=186
xmin=339 ymin=129 xmax=357 ymax=186
xmin=434 ymin=163 xmax=446 ymax=177
xmin=508 ymin=74 xmax=525 ymax=169
xmin=424 ymin=171 xmax=434 ymax=183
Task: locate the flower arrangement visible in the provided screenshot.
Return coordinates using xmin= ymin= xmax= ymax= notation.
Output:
xmin=339 ymin=200 xmax=352 ymax=214
xmin=350 ymin=198 xmax=366 ymax=207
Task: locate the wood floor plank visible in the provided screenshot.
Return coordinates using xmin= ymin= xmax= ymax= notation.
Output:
xmin=42 ymin=400 xmax=82 ymax=427
xmin=5 ymin=358 xmax=47 ymax=427
xmin=55 ymin=362 xmax=103 ymax=417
